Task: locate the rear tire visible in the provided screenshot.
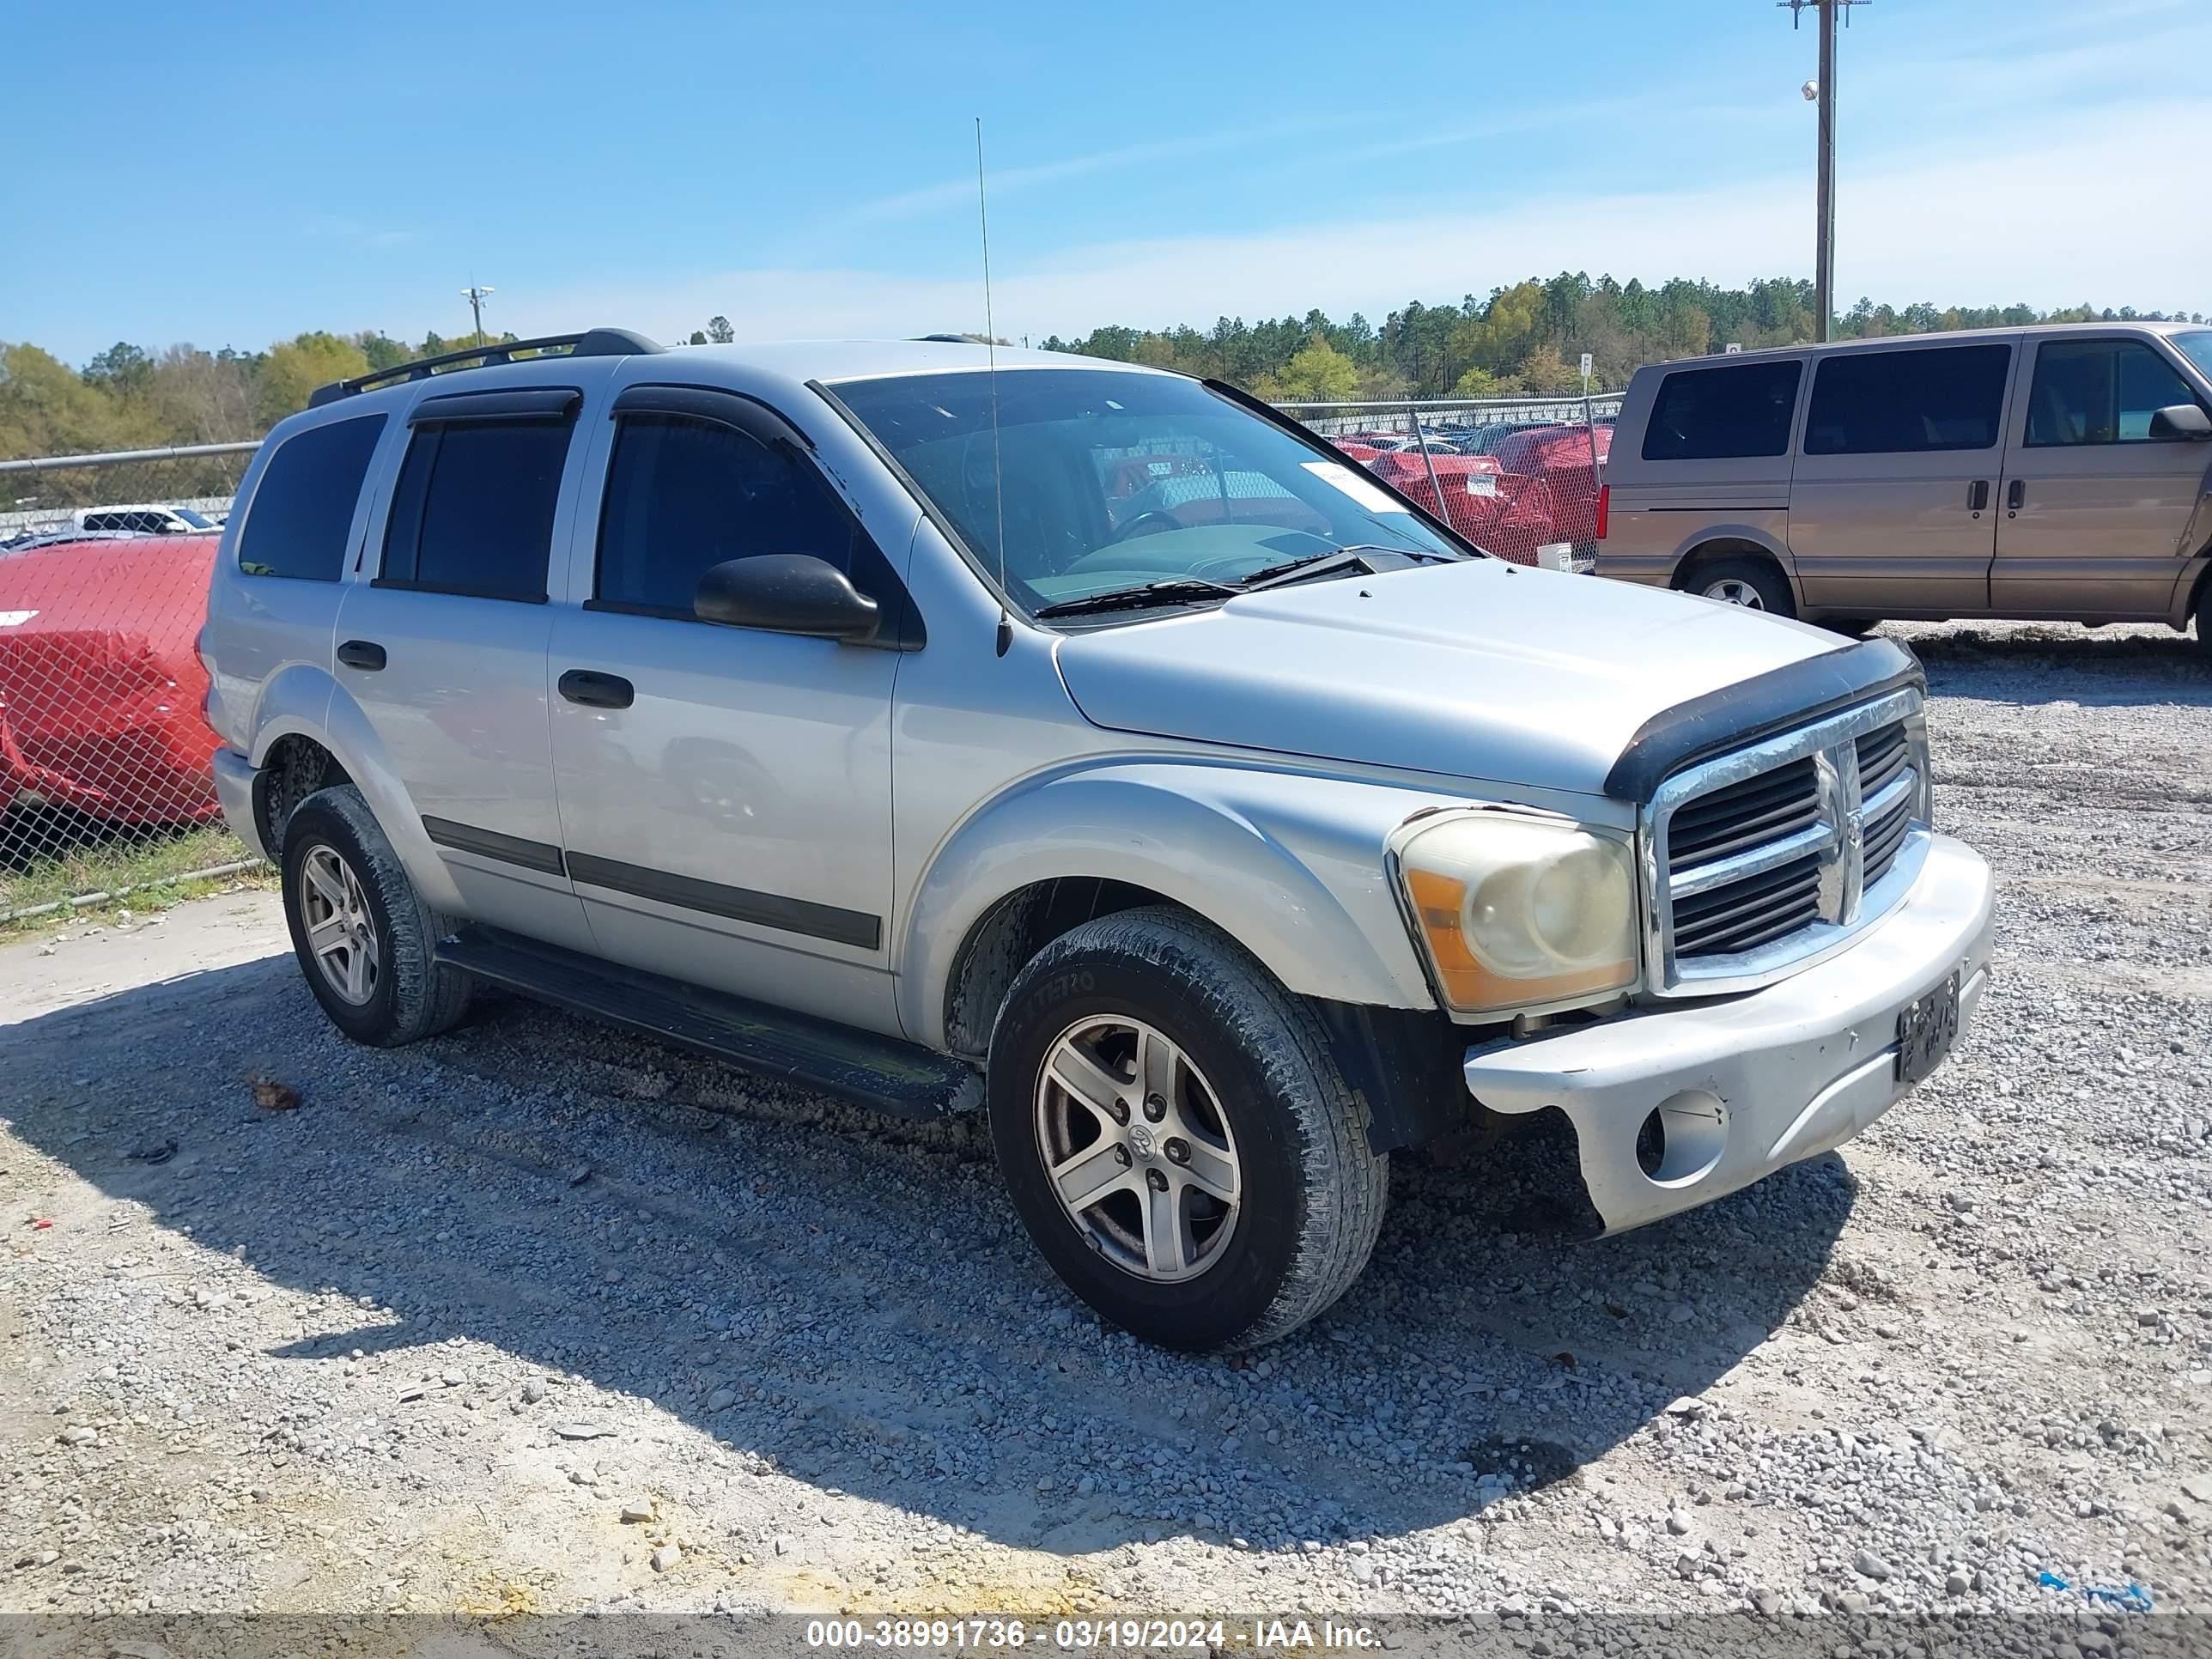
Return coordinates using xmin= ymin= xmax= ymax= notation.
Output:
xmin=280 ymin=786 xmax=472 ymax=1047
xmin=987 ymin=907 xmax=1389 ymax=1351
xmin=1680 ymin=555 xmax=1796 ymax=619
xmin=2193 ymin=584 xmax=2212 ymax=661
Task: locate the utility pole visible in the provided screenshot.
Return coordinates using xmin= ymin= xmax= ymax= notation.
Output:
xmin=460 ymin=283 xmax=495 ymax=345
xmin=1778 ymin=0 xmax=1869 ymax=343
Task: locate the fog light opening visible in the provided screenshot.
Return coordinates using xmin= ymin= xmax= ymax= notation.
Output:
xmin=1635 ymin=1090 xmax=1728 ymax=1188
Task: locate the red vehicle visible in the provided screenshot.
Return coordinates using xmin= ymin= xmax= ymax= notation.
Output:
xmin=1486 ymin=423 xmax=1613 ymax=548
xmin=0 ymin=535 xmax=222 ymax=824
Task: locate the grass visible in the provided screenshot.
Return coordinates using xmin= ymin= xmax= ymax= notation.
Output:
xmin=0 ymin=817 xmax=271 ymax=934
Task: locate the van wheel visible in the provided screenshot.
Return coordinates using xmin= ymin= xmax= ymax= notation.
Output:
xmin=2194 ymin=585 xmax=2212 ymax=660
xmin=1682 ymin=556 xmax=1796 ymax=619
xmin=280 ymin=786 xmax=472 ymax=1047
xmin=988 ymin=908 xmax=1389 ymax=1352
xmin=1822 ymin=616 xmax=1882 ymax=638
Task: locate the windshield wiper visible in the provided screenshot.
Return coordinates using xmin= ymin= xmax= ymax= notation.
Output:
xmin=1237 ymin=544 xmax=1458 ymax=591
xmin=1034 ymin=578 xmax=1239 ymax=618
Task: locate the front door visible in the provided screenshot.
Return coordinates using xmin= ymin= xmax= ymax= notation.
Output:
xmin=1991 ymin=334 xmax=2212 ymax=619
xmin=549 ymin=386 xmax=905 ymax=1034
xmin=332 ymin=387 xmax=592 ymax=951
xmin=1786 ymin=338 xmax=2018 ymax=616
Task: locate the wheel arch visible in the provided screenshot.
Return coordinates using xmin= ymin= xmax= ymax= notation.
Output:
xmin=1671 ymin=532 xmax=1797 ymax=595
xmin=898 ymin=762 xmax=1446 ymax=1055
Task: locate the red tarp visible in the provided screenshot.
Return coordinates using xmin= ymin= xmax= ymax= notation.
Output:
xmin=0 ymin=535 xmax=222 ymax=823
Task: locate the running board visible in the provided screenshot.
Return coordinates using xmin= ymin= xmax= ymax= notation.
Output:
xmin=434 ymin=927 xmax=981 ymax=1117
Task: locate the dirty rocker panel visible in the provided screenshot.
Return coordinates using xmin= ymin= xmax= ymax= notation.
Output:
xmin=433 ymin=926 xmax=976 ymax=1115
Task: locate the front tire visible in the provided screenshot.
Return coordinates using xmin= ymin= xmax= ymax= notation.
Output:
xmin=280 ymin=786 xmax=472 ymax=1047
xmin=988 ymin=908 xmax=1389 ymax=1351
xmin=2193 ymin=583 xmax=2212 ymax=662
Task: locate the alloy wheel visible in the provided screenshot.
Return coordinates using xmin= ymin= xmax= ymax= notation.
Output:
xmin=1032 ymin=1015 xmax=1242 ymax=1282
xmin=1702 ymin=576 xmax=1765 ymax=610
xmin=299 ymin=843 xmax=380 ymax=1006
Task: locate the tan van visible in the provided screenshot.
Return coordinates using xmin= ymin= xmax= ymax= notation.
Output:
xmin=1598 ymin=323 xmax=2212 ymax=650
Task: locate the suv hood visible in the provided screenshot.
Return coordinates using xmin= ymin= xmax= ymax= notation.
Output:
xmin=1052 ymin=560 xmax=1849 ymax=798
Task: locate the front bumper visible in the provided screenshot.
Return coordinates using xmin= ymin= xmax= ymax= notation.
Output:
xmin=1462 ymin=832 xmax=1994 ymax=1233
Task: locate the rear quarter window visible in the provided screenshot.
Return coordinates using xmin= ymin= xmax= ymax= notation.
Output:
xmin=1640 ymin=360 xmax=1802 ymax=462
xmin=237 ymin=414 xmax=388 ymax=580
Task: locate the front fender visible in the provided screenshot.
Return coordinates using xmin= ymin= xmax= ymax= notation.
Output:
xmin=896 ymin=760 xmax=1471 ymax=1050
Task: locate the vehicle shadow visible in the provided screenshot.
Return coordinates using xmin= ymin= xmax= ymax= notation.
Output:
xmin=1893 ymin=623 xmax=2212 ymax=708
xmin=4 ymin=953 xmax=1850 ymax=1556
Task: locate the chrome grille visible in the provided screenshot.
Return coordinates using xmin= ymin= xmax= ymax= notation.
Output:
xmin=1643 ymin=689 xmax=1929 ymax=997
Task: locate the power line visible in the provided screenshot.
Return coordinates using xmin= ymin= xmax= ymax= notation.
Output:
xmin=1778 ymin=0 xmax=1871 ymax=343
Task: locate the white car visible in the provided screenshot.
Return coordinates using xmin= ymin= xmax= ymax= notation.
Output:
xmin=70 ymin=504 xmax=222 ymax=536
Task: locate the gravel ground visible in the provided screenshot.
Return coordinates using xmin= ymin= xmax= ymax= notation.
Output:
xmin=3 ymin=619 xmax=2210 ymax=1647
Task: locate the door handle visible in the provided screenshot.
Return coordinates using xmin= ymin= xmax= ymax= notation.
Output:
xmin=2006 ymin=479 xmax=2026 ymax=514
xmin=337 ymin=639 xmax=386 ymax=672
xmin=1966 ymin=480 xmax=1990 ymax=514
xmin=558 ymin=669 xmax=635 ymax=709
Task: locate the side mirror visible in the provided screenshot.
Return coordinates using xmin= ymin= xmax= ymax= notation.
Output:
xmin=2149 ymin=403 xmax=2212 ymax=441
xmin=693 ymin=554 xmax=880 ymax=641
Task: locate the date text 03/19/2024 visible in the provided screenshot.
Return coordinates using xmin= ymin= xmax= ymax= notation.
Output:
xmin=803 ymin=1617 xmax=1386 ymax=1650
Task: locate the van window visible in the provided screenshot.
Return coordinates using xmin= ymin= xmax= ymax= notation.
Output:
xmin=1639 ymin=360 xmax=1802 ymax=462
xmin=2026 ymin=339 xmax=2206 ymax=446
xmin=593 ymin=413 xmax=862 ymax=614
xmin=1803 ymin=344 xmax=2010 ymax=455
xmin=380 ymin=420 xmax=571 ymax=602
xmin=237 ymin=413 xmax=388 ymax=580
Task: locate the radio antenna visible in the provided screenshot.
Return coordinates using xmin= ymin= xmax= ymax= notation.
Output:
xmin=976 ymin=116 xmax=1012 ymax=657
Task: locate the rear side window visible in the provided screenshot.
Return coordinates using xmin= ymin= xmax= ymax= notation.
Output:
xmin=594 ymin=414 xmax=862 ymax=614
xmin=2026 ymin=339 xmax=2205 ymax=446
xmin=1804 ymin=344 xmax=2010 ymax=455
xmin=1640 ymin=360 xmax=1802 ymax=461
xmin=380 ymin=420 xmax=573 ymax=602
xmin=237 ymin=413 xmax=387 ymax=580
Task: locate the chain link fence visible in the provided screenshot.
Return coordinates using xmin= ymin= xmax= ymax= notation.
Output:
xmin=1279 ymin=394 xmax=1621 ymax=569
xmin=1 ymin=447 xmax=255 ymax=919
xmin=0 ymin=386 xmax=1627 ymax=914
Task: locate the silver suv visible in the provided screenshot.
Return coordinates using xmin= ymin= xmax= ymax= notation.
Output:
xmin=201 ymin=328 xmax=1996 ymax=1351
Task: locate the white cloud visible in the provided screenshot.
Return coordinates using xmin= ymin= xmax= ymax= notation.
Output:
xmin=490 ymin=98 xmax=2209 ymax=349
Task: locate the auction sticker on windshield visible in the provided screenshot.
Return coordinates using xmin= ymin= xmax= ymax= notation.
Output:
xmin=1300 ymin=461 xmax=1407 ymax=516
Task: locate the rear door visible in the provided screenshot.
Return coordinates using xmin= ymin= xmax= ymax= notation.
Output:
xmin=331 ymin=381 xmax=596 ymax=951
xmin=1786 ymin=338 xmax=2018 ymax=614
xmin=1991 ymin=332 xmax=2212 ymax=618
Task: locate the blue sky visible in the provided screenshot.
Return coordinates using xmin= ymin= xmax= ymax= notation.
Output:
xmin=3 ymin=0 xmax=2208 ymax=364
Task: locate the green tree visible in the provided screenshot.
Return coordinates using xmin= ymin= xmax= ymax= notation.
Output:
xmin=254 ymin=332 xmax=370 ymax=426
xmin=82 ymin=342 xmax=155 ymax=396
xmin=706 ymin=315 xmax=735 ymax=344
xmin=1269 ymin=337 xmax=1359 ymax=402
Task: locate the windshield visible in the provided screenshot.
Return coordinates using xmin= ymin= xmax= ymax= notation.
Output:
xmin=173 ymin=508 xmax=217 ymax=530
xmin=2173 ymin=330 xmax=2212 ymax=383
xmin=830 ymin=368 xmax=1466 ymax=616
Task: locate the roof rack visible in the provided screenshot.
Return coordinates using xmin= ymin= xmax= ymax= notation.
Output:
xmin=307 ymin=327 xmax=664 ymax=408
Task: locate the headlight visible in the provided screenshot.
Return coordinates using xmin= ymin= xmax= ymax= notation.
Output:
xmin=1394 ymin=811 xmax=1639 ymax=1015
